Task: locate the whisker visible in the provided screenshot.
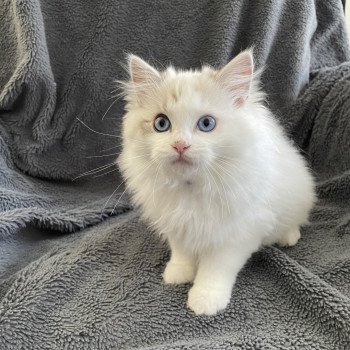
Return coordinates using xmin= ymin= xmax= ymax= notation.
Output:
xmin=101 ymin=179 xmax=127 ymax=215
xmin=103 ymin=158 xmax=157 ymax=215
xmin=110 ymin=187 xmax=129 ymax=215
xmin=94 ymin=168 xmax=118 ymax=178
xmin=153 ymin=162 xmax=162 ymax=208
xmin=77 ymin=118 xmax=149 ymax=146
xmin=202 ymin=166 xmax=214 ymax=219
xmin=205 ymin=164 xmax=224 ymax=220
xmin=72 ymin=162 xmax=116 ymax=180
xmin=119 ymin=154 xmax=151 ymax=162
xmin=86 ymin=152 xmax=119 ymax=158
xmin=101 ymin=99 xmax=118 ymax=120
xmin=215 ymin=160 xmax=252 ymax=205
xmin=210 ymin=164 xmax=232 ymax=215
xmin=99 ymin=145 xmax=121 ymax=153
xmin=216 ymin=156 xmax=258 ymax=174
xmin=77 ymin=118 xmax=120 ymax=138
xmin=111 ymin=160 xmax=158 ymax=214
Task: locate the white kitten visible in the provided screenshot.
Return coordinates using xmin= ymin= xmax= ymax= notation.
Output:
xmin=117 ymin=50 xmax=316 ymax=315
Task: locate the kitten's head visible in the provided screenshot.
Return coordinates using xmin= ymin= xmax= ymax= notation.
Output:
xmin=119 ymin=50 xmax=261 ymax=181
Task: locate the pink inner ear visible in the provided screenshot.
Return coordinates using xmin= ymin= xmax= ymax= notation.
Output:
xmin=130 ymin=61 xmax=149 ymax=85
xmin=129 ymin=55 xmax=160 ymax=86
xmin=241 ymin=64 xmax=252 ymax=76
xmin=131 ymin=69 xmax=146 ymax=85
xmin=229 ymin=75 xmax=251 ymax=107
xmin=218 ymin=51 xmax=254 ymax=106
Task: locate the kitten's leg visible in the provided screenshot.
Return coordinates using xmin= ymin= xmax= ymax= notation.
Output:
xmin=163 ymin=238 xmax=196 ymax=284
xmin=277 ymin=227 xmax=301 ymax=247
xmin=187 ymin=242 xmax=258 ymax=315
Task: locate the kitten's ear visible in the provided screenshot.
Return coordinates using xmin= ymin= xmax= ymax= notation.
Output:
xmin=128 ymin=55 xmax=161 ymax=85
xmin=216 ymin=50 xmax=254 ymax=107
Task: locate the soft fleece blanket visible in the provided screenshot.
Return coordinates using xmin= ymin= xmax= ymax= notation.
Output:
xmin=0 ymin=0 xmax=350 ymax=349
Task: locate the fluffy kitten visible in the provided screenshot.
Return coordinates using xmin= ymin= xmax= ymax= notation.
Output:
xmin=117 ymin=50 xmax=316 ymax=315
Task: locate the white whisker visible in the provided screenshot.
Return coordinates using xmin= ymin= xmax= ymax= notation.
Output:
xmin=99 ymin=145 xmax=121 ymax=153
xmin=205 ymin=164 xmax=224 ymax=220
xmin=101 ymin=99 xmax=118 ymax=120
xmin=215 ymin=160 xmax=252 ymax=205
xmin=101 ymin=179 xmax=127 ymax=215
xmin=153 ymin=162 xmax=162 ymax=208
xmin=210 ymin=164 xmax=231 ymax=216
xmin=86 ymin=152 xmax=119 ymax=158
xmin=110 ymin=187 xmax=128 ymax=215
xmin=77 ymin=118 xmax=120 ymax=138
xmin=73 ymin=162 xmax=116 ymax=180
xmin=202 ymin=166 xmax=214 ymax=219
xmin=77 ymin=118 xmax=148 ymax=145
xmin=94 ymin=168 xmax=118 ymax=178
xmin=104 ymin=158 xmax=157 ymax=215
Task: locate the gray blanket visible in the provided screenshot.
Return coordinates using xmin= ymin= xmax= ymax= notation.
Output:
xmin=0 ymin=0 xmax=350 ymax=349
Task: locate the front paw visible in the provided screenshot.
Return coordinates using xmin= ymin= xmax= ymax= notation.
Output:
xmin=163 ymin=261 xmax=196 ymax=284
xmin=187 ymin=285 xmax=231 ymax=316
xmin=277 ymin=228 xmax=301 ymax=247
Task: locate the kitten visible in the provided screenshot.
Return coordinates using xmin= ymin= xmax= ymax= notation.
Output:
xmin=117 ymin=50 xmax=316 ymax=315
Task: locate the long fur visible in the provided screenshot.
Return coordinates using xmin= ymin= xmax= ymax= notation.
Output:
xmin=117 ymin=50 xmax=316 ymax=315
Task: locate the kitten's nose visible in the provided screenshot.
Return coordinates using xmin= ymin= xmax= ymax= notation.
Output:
xmin=172 ymin=140 xmax=190 ymax=154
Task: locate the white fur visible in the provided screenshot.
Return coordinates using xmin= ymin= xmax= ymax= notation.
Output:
xmin=117 ymin=51 xmax=316 ymax=315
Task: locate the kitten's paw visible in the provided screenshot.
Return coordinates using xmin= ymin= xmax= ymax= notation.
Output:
xmin=163 ymin=262 xmax=196 ymax=284
xmin=278 ymin=228 xmax=301 ymax=247
xmin=187 ymin=286 xmax=230 ymax=316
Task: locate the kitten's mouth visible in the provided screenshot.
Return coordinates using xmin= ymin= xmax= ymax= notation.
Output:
xmin=172 ymin=156 xmax=193 ymax=166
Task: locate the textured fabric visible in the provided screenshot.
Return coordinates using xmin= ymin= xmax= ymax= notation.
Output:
xmin=0 ymin=0 xmax=350 ymax=349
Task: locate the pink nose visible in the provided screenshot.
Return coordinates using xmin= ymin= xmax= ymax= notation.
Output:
xmin=172 ymin=141 xmax=190 ymax=154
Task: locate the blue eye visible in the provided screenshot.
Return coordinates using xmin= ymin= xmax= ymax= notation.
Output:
xmin=197 ymin=115 xmax=216 ymax=132
xmin=154 ymin=114 xmax=171 ymax=132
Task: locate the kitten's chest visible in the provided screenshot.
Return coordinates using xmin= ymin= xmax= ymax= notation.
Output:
xmin=141 ymin=182 xmax=229 ymax=236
